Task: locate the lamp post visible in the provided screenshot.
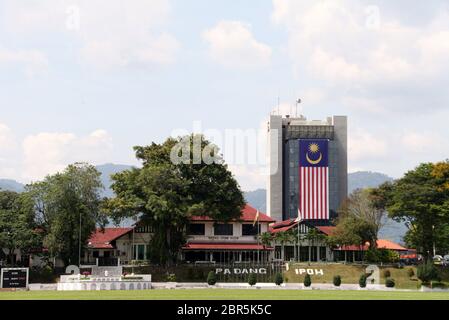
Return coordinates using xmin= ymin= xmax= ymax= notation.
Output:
xmin=78 ymin=211 xmax=82 ymax=270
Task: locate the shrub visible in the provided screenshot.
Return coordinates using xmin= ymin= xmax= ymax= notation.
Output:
xmin=304 ymin=274 xmax=312 ymax=287
xmin=365 ymin=249 xmax=400 ymax=263
xmin=29 ymin=266 xmax=55 ymax=283
xmin=248 ymin=273 xmax=257 ymax=286
xmin=166 ymin=273 xmax=176 ymax=282
xmin=333 ymin=275 xmax=341 ymax=287
xmin=417 ymin=260 xmax=440 ymax=284
xmin=274 ymin=273 xmax=283 ymax=286
xmin=359 ymin=274 xmax=367 ymax=288
xmin=195 ymin=269 xmax=205 ymax=281
xmin=187 ymin=268 xmax=194 ymax=280
xmin=407 ymin=268 xmax=415 ymax=278
xmin=385 ymin=278 xmax=395 ymax=288
xmin=207 ymin=271 xmax=217 ymax=286
xmin=383 ymin=269 xmax=391 ymax=278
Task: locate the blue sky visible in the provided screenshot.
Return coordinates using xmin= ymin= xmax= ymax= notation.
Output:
xmin=1 ymin=0 xmax=449 ymax=190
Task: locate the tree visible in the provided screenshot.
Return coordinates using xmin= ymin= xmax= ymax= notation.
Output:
xmin=259 ymin=232 xmax=272 ymax=247
xmin=27 ymin=163 xmax=106 ymax=266
xmin=248 ymin=273 xmax=257 ymax=286
xmin=417 ymin=260 xmax=440 ymax=284
xmin=305 ymin=228 xmax=326 ymax=262
xmin=274 ymin=230 xmax=295 ymax=261
xmin=330 ymin=189 xmax=385 ymax=256
xmin=359 ymin=274 xmax=367 ymax=288
xmin=333 ymin=275 xmax=341 ymax=287
xmin=207 ymin=271 xmax=217 ymax=286
xmin=373 ymin=162 xmax=449 ymax=259
xmin=104 ymin=135 xmax=245 ymax=266
xmin=0 ymin=191 xmax=40 ymax=266
xmin=274 ymin=272 xmax=283 ymax=286
xmin=304 ymin=274 xmax=312 ymax=287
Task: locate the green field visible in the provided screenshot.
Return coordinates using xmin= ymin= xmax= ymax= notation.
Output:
xmin=1 ymin=289 xmax=449 ymax=300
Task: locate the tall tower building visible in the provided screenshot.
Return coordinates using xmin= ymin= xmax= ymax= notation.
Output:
xmin=267 ymin=114 xmax=347 ymax=224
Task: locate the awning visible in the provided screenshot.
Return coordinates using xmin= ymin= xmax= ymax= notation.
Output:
xmin=182 ymin=243 xmax=274 ymax=251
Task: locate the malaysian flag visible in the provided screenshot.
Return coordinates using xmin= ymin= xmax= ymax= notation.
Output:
xmin=298 ymin=139 xmax=329 ymax=220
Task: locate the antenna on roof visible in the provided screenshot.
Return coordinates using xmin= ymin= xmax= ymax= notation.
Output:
xmin=296 ymin=98 xmax=302 ymax=117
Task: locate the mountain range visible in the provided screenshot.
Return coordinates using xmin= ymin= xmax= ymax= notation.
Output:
xmin=0 ymin=165 xmax=406 ymax=242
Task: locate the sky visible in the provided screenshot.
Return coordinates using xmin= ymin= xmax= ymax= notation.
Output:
xmin=1 ymin=0 xmax=449 ymax=191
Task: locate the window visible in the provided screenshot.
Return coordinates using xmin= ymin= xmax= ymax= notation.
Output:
xmin=188 ymin=224 xmax=205 ymax=236
xmin=135 ymin=225 xmax=153 ymax=233
xmin=214 ymin=224 xmax=233 ymax=236
xmin=242 ymin=224 xmax=261 ymax=236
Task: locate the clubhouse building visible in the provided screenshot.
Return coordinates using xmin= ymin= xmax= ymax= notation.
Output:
xmin=83 ymin=205 xmax=407 ymax=266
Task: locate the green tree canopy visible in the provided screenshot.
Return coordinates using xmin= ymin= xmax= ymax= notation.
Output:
xmin=0 ymin=190 xmax=40 ymax=266
xmin=104 ymin=134 xmax=245 ymax=266
xmin=329 ymin=189 xmax=385 ymax=250
xmin=372 ymin=161 xmax=449 ymax=259
xmin=27 ymin=163 xmax=106 ymax=266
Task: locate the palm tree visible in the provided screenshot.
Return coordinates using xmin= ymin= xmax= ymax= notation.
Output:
xmin=275 ymin=230 xmax=296 ymax=261
xmin=305 ymin=228 xmax=326 ymax=263
xmin=259 ymin=232 xmax=273 ymax=248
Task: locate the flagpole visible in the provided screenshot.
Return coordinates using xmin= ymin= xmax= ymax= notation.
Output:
xmin=297 ymin=214 xmax=300 ymax=262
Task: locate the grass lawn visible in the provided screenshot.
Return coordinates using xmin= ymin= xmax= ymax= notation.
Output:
xmin=284 ymin=264 xmax=422 ymax=289
xmin=1 ymin=289 xmax=449 ymax=300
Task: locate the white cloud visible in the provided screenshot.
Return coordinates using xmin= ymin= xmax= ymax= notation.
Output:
xmin=0 ymin=123 xmax=16 ymax=151
xmin=401 ymin=131 xmax=445 ymax=154
xmin=2 ymin=0 xmax=179 ymax=69
xmin=202 ymin=20 xmax=272 ymax=69
xmin=22 ymin=129 xmax=113 ymax=181
xmin=228 ymin=164 xmax=267 ymax=192
xmin=0 ymin=123 xmax=19 ymax=180
xmin=272 ymin=0 xmax=449 ymax=113
xmin=348 ymin=129 xmax=388 ymax=162
xmin=0 ymin=48 xmax=48 ymax=76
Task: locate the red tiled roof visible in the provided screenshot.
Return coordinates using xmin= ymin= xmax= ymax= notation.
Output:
xmin=270 ymin=222 xmax=298 ymax=234
xmin=377 ymin=239 xmax=408 ymax=251
xmin=316 ymin=226 xmax=336 ymax=236
xmin=270 ymin=219 xmax=296 ymax=229
xmin=182 ymin=243 xmax=273 ymax=251
xmin=190 ymin=205 xmax=275 ymax=223
xmin=336 ymin=239 xmax=408 ymax=252
xmin=88 ymin=228 xmax=133 ymax=249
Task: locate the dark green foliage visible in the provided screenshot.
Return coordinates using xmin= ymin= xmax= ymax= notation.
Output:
xmin=373 ymin=162 xmax=449 ymax=259
xmin=274 ymin=273 xmax=283 ymax=286
xmin=248 ymin=273 xmax=257 ymax=286
xmin=304 ymin=274 xmax=312 ymax=287
xmin=26 ymin=163 xmax=106 ymax=266
xmin=365 ymin=249 xmax=400 ymax=263
xmin=187 ymin=268 xmax=194 ymax=280
xmin=207 ymin=271 xmax=217 ymax=286
xmin=417 ymin=260 xmax=440 ymax=284
xmin=359 ymin=274 xmax=367 ymax=288
xmin=166 ymin=273 xmax=176 ymax=282
xmin=385 ymin=278 xmax=395 ymax=288
xmin=0 ymin=191 xmax=42 ymax=266
xmin=104 ymin=135 xmax=245 ymax=266
xmin=329 ymin=189 xmax=385 ymax=253
xmin=333 ymin=275 xmax=342 ymax=287
xmin=29 ymin=266 xmax=56 ymax=283
xmin=196 ymin=269 xmax=205 ymax=281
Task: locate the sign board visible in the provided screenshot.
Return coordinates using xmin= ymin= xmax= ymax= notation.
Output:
xmin=1 ymin=268 xmax=29 ymax=289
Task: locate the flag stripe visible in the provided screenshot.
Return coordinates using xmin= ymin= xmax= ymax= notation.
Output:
xmin=299 ymin=166 xmax=329 ymax=220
